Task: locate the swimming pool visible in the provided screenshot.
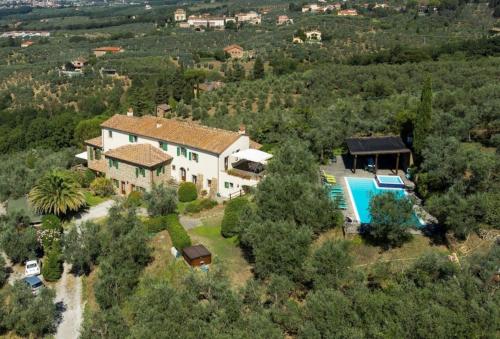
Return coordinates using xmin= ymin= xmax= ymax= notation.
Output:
xmin=345 ymin=177 xmax=424 ymax=227
xmin=376 ymin=175 xmax=405 ymax=189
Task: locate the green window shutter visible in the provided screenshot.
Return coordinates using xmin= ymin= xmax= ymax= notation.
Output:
xmin=188 ymin=152 xmax=192 ymax=160
xmin=156 ymin=167 xmax=160 ymax=176
xmin=129 ymin=135 xmax=133 ymax=142
xmin=108 ymin=159 xmax=112 ymax=168
xmin=161 ymin=142 xmax=168 ymax=151
xmin=177 ymin=147 xmax=180 ymax=156
xmin=135 ymin=168 xmax=139 ymax=178
xmin=89 ymin=148 xmax=94 ymax=160
xmin=224 ymin=182 xmax=229 ymax=189
xmin=162 ymin=166 xmax=165 ymax=174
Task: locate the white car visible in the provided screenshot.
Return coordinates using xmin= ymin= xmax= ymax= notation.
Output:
xmin=25 ymin=260 xmax=41 ymax=277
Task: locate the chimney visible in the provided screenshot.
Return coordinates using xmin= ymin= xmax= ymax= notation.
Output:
xmin=127 ymin=107 xmax=134 ymax=116
xmin=238 ymin=124 xmax=246 ymax=135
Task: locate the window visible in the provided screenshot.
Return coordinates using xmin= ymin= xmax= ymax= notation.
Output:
xmin=95 ymin=149 xmax=101 ymax=160
xmin=135 ymin=167 xmax=146 ymax=178
xmin=230 ymin=182 xmax=234 ymax=188
xmin=159 ymin=141 xmax=168 ymax=151
xmin=192 ymin=175 xmax=197 ymax=184
xmin=89 ymin=147 xmax=94 ymax=161
xmin=207 ymin=179 xmax=212 ymax=187
xmin=181 ymin=147 xmax=187 ymax=157
xmin=224 ymin=181 xmax=233 ymax=189
xmin=113 ymin=179 xmax=119 ymax=188
xmin=109 ymin=159 xmax=118 ymax=169
xmin=172 ymin=165 xmax=176 ymax=171
xmin=129 ymin=134 xmax=138 ymax=143
xmin=108 ymin=130 xmax=113 ymax=138
xmin=224 ymin=156 xmax=229 ymax=170
xmin=156 ymin=166 xmax=165 ymax=176
xmin=190 ymin=152 xmax=199 ymax=162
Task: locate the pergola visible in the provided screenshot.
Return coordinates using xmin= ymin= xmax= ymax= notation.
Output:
xmin=346 ymin=136 xmax=411 ymax=174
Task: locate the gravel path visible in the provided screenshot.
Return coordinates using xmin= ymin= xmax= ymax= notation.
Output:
xmin=179 ymin=215 xmax=202 ymax=230
xmin=54 ymin=200 xmax=117 ymax=339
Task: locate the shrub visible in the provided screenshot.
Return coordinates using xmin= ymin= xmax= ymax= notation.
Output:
xmin=184 ymin=199 xmax=217 ymax=214
xmin=41 ymin=215 xmax=62 ymax=232
xmin=0 ymin=255 xmax=7 ymax=287
xmin=126 ymin=191 xmax=143 ymax=208
xmin=42 ymin=242 xmax=63 ymax=281
xmin=144 ymin=216 xmax=168 ymax=233
xmin=90 ymin=177 xmax=114 ymax=197
xmin=165 ymin=214 xmax=191 ymax=250
xmin=178 ymin=182 xmax=197 ymax=202
xmin=73 ymin=169 xmax=96 ymax=188
xmin=143 ymin=184 xmax=177 ymax=216
xmin=221 ymin=197 xmax=250 ymax=238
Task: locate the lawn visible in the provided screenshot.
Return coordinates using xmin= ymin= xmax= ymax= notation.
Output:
xmin=84 ymin=191 xmax=108 ymax=207
xmin=188 ymin=214 xmax=252 ymax=287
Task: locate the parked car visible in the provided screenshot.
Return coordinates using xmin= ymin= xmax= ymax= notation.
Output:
xmin=25 ymin=260 xmax=41 ymax=277
xmin=23 ymin=276 xmax=44 ymax=295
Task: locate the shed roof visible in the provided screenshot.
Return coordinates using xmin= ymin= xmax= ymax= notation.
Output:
xmin=182 ymin=244 xmax=211 ymax=260
xmin=346 ymin=136 xmax=410 ymax=155
xmin=84 ymin=136 xmax=103 ymax=148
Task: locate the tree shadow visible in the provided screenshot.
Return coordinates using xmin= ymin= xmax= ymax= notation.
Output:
xmin=54 ymin=301 xmax=67 ymax=327
xmin=421 ymin=223 xmax=447 ymax=246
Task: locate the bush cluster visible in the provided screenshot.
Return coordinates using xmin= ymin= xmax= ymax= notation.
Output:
xmin=165 ymin=214 xmax=191 ymax=250
xmin=221 ymin=197 xmax=249 ymax=238
xmin=144 ymin=216 xmax=168 ymax=234
xmin=90 ymin=177 xmax=115 ymax=197
xmin=178 ymin=182 xmax=197 ymax=202
xmin=184 ymin=199 xmax=217 ymax=214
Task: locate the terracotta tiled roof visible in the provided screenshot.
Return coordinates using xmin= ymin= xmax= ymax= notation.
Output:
xmin=84 ymin=136 xmax=103 ymax=148
xmin=105 ymin=144 xmax=172 ymax=168
xmin=88 ymin=159 xmax=106 ymax=173
xmin=93 ymin=46 xmax=123 ymax=52
xmin=101 ymin=114 xmax=243 ymax=154
xmin=224 ymin=44 xmax=243 ymax=52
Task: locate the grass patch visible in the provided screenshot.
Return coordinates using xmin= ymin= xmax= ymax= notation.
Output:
xmin=188 ymin=214 xmax=252 ymax=287
xmin=84 ymin=191 xmax=108 ymax=207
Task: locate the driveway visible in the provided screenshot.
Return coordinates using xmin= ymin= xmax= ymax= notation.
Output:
xmin=55 ymin=200 xmax=118 ymax=339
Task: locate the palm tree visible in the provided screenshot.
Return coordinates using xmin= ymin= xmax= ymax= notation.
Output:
xmin=29 ymin=170 xmax=86 ymax=216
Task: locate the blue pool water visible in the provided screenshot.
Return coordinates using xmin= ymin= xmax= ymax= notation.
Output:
xmin=345 ymin=177 xmax=424 ymax=227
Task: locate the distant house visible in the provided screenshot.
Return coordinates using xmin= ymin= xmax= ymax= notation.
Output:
xmin=197 ymin=81 xmax=225 ymax=94
xmin=292 ymin=36 xmax=304 ymax=44
xmin=224 ymin=44 xmax=244 ymax=59
xmin=187 ymin=15 xmax=229 ymax=29
xmin=156 ymin=104 xmax=171 ymax=117
xmin=72 ymin=57 xmax=87 ymax=70
xmin=100 ymin=68 xmax=118 ymax=77
xmin=338 ymin=9 xmax=358 ymax=16
xmin=174 ymin=8 xmax=186 ymax=22
xmin=235 ymin=11 xmax=262 ymax=25
xmin=93 ymin=46 xmax=124 ymax=57
xmin=21 ymin=40 xmax=34 ymax=48
xmin=277 ymin=15 xmax=293 ymax=25
xmin=305 ymin=30 xmax=322 ymax=41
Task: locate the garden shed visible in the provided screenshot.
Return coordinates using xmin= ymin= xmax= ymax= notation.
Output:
xmin=182 ymin=244 xmax=212 ymax=267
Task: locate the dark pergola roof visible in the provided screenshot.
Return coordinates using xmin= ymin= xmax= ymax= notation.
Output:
xmin=346 ymin=136 xmax=410 ymax=155
xmin=182 ymin=244 xmax=211 ymax=260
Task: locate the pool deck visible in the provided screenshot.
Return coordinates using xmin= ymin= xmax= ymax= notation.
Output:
xmin=321 ymin=156 xmax=423 ymax=234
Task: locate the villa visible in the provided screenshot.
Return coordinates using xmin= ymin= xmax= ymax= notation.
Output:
xmin=187 ymin=15 xmax=233 ymax=29
xmin=224 ymin=44 xmax=244 ymax=59
xmin=82 ymin=110 xmax=271 ymax=198
xmin=235 ymin=11 xmax=262 ymax=25
xmin=338 ymin=9 xmax=359 ymax=16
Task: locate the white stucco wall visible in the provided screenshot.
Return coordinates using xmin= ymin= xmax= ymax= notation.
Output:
xmin=101 ymin=128 xmax=251 ymax=192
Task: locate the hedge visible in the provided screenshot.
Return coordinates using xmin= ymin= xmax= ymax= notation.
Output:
xmin=221 ymin=197 xmax=250 ymax=238
xmin=178 ymin=182 xmax=197 ymax=202
xmin=165 ymin=214 xmax=191 ymax=250
xmin=184 ymin=199 xmax=217 ymax=214
xmin=144 ymin=216 xmax=168 ymax=234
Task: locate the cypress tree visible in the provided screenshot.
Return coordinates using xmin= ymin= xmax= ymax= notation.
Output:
xmin=413 ymin=76 xmax=432 ymax=157
xmin=253 ymin=57 xmax=265 ymax=79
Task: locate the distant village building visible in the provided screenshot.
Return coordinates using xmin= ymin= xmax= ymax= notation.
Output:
xmin=21 ymin=40 xmax=34 ymax=48
xmin=187 ymin=15 xmax=229 ymax=29
xmin=224 ymin=44 xmax=244 ymax=59
xmin=338 ymin=9 xmax=358 ymax=16
xmin=235 ymin=11 xmax=262 ymax=25
xmin=93 ymin=46 xmax=124 ymax=57
xmin=145 ymin=4 xmax=152 ymax=10
xmin=156 ymin=104 xmax=172 ymax=118
xmin=277 ymin=15 xmax=293 ymax=25
xmin=306 ymin=30 xmax=322 ymax=41
xmin=174 ymin=8 xmax=187 ymax=22
xmin=1 ymin=31 xmax=50 ymax=38
xmin=197 ymin=81 xmax=225 ymax=94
